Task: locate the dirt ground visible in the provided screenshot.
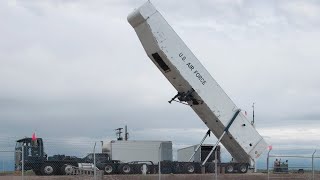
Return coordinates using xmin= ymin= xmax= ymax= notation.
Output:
xmin=0 ymin=173 xmax=319 ymax=180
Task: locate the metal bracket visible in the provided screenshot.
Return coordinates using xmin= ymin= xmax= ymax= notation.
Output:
xmin=188 ymin=130 xmax=211 ymax=162
xmin=168 ymin=88 xmax=203 ymax=105
xmin=168 ymin=92 xmax=182 ymax=104
xmin=202 ymin=109 xmax=241 ymax=166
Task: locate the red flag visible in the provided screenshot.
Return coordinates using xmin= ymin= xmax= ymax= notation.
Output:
xmin=32 ymin=132 xmax=37 ymax=141
xmin=268 ymin=145 xmax=272 ymax=150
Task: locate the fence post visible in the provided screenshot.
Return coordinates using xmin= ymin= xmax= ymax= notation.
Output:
xmin=267 ymin=148 xmax=271 ymax=180
xmin=21 ymin=146 xmax=24 ymax=180
xmin=158 ymin=143 xmax=162 ymax=180
xmin=312 ymin=150 xmax=316 ymax=180
xmin=93 ymin=142 xmax=97 ymax=180
xmin=215 ymin=149 xmax=218 ymax=180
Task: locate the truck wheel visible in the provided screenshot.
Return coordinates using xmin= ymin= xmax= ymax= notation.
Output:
xmin=225 ymin=164 xmax=234 ymax=173
xmin=104 ymin=164 xmax=115 ymax=174
xmin=239 ymin=164 xmax=248 ymax=173
xmin=61 ymin=164 xmax=74 ymax=175
xmin=40 ymin=163 xmax=56 ymax=175
xmin=183 ymin=163 xmax=195 ymax=174
xmin=118 ymin=164 xmax=132 ymax=174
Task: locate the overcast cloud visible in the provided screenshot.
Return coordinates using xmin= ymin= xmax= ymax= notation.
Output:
xmin=1 ymin=0 xmax=320 ymax=162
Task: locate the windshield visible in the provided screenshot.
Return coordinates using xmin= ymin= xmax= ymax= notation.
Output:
xmin=15 ymin=142 xmax=23 ymax=149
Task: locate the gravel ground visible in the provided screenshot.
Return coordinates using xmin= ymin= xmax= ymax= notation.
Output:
xmin=0 ymin=173 xmax=319 ymax=180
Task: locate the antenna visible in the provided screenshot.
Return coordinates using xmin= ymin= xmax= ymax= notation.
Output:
xmin=115 ymin=128 xmax=123 ymax=141
xmin=124 ymin=125 xmax=129 ymax=141
xmin=251 ymin=103 xmax=255 ymax=126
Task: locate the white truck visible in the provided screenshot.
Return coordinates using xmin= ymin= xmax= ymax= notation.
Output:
xmin=128 ymin=1 xmax=268 ymax=172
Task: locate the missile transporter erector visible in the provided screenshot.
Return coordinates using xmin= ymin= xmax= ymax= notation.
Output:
xmin=128 ymin=1 xmax=267 ymax=169
xmin=14 ymin=2 xmax=268 ymax=176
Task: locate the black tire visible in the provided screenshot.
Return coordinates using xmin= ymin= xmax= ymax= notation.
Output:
xmin=118 ymin=164 xmax=132 ymax=174
xmin=171 ymin=163 xmax=182 ymax=174
xmin=207 ymin=163 xmax=215 ymax=173
xmin=104 ymin=164 xmax=115 ymax=174
xmin=225 ymin=164 xmax=234 ymax=173
xmin=149 ymin=165 xmax=156 ymax=174
xmin=183 ymin=163 xmax=196 ymax=174
xmin=239 ymin=164 xmax=248 ymax=173
xmin=160 ymin=161 xmax=172 ymax=174
xmin=40 ymin=163 xmax=56 ymax=176
xmin=33 ymin=170 xmax=42 ymax=176
xmin=60 ymin=164 xmax=74 ymax=175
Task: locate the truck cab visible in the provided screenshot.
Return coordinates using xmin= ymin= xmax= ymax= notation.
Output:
xmin=15 ymin=138 xmax=46 ymax=171
xmin=14 ymin=137 xmax=114 ymax=175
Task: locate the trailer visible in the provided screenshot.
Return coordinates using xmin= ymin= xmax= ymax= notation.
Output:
xmin=103 ymin=140 xmax=172 ymax=163
xmin=128 ymin=1 xmax=268 ymax=171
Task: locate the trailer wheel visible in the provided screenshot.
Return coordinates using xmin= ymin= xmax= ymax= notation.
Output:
xmin=104 ymin=164 xmax=115 ymax=174
xmin=33 ymin=170 xmax=42 ymax=176
xmin=183 ymin=163 xmax=195 ymax=174
xmin=207 ymin=163 xmax=215 ymax=173
xmin=118 ymin=164 xmax=132 ymax=174
xmin=225 ymin=164 xmax=234 ymax=173
xmin=61 ymin=164 xmax=74 ymax=175
xmin=40 ymin=163 xmax=56 ymax=175
xmin=149 ymin=164 xmax=156 ymax=174
xmin=239 ymin=164 xmax=248 ymax=173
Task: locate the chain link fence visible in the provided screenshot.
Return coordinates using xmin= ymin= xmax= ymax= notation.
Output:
xmin=0 ymin=150 xmax=17 ymax=175
xmin=0 ymin=136 xmax=102 ymax=180
xmin=0 ymin=136 xmax=19 ymax=177
xmin=267 ymin=149 xmax=320 ymax=180
xmin=1 ymin=136 xmax=320 ymax=180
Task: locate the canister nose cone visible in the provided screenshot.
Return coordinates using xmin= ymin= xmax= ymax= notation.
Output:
xmin=127 ymin=1 xmax=157 ymax=28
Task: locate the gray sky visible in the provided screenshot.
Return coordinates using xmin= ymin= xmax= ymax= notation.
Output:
xmin=1 ymin=0 xmax=320 ymax=161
